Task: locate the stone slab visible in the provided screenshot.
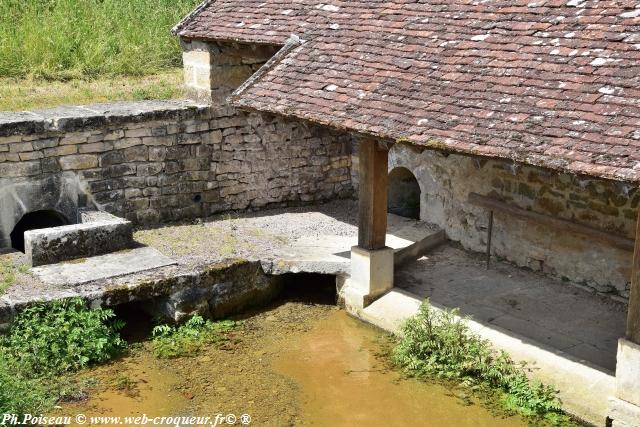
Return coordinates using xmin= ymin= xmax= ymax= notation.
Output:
xmin=265 ymin=213 xmax=444 ymax=275
xmin=31 ymin=247 xmax=176 ymax=286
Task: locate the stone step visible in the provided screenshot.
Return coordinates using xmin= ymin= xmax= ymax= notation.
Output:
xmin=31 ymin=246 xmax=176 ymax=286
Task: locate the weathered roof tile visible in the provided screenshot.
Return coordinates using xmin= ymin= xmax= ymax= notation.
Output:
xmin=177 ymin=0 xmax=640 ymax=182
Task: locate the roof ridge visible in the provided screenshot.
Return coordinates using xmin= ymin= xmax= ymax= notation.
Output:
xmin=171 ymin=0 xmax=214 ymax=36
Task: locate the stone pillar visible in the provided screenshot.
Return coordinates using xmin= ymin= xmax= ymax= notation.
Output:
xmin=181 ymin=39 xmax=217 ymax=103
xmin=180 ymin=39 xmax=279 ymax=105
xmin=609 ymin=207 xmax=640 ymax=427
xmin=345 ymin=140 xmax=393 ymax=309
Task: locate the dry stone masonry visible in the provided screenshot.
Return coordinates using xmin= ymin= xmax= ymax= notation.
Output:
xmin=387 ymin=143 xmax=636 ymax=297
xmin=0 ymin=100 xmax=353 ymax=249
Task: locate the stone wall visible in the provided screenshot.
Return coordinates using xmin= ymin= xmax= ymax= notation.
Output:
xmin=388 ymin=143 xmax=636 ymax=296
xmin=0 ymin=101 xmax=353 ymax=249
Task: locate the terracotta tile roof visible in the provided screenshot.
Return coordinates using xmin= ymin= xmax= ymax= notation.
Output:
xmin=177 ymin=1 xmax=640 ymax=183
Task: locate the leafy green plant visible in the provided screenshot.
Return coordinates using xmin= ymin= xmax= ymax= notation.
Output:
xmin=3 ymin=298 xmax=126 ymax=375
xmin=392 ymin=300 xmax=574 ymax=425
xmin=0 ymin=298 xmax=126 ymax=415
xmin=0 ymin=349 xmax=54 ymax=415
xmin=152 ymin=315 xmax=236 ymax=359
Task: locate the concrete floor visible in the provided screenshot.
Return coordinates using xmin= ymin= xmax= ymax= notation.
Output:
xmin=396 ymin=243 xmax=626 ymax=373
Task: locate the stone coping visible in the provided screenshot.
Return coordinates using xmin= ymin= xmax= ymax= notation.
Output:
xmin=0 ymin=100 xmax=210 ymax=137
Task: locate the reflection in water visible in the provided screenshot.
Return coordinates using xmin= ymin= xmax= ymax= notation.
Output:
xmin=274 ymin=311 xmax=526 ymax=427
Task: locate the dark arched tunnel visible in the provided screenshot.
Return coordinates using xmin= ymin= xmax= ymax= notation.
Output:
xmin=10 ymin=210 xmax=69 ymax=252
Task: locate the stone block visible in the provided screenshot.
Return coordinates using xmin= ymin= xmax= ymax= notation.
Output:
xmin=123 ymin=145 xmax=148 ymax=162
xmin=149 ymin=146 xmax=167 ymax=161
xmin=18 ymin=151 xmax=43 ymax=161
xmin=79 ymin=142 xmax=113 ymax=154
xmin=125 ymin=128 xmax=152 ymax=138
xmin=9 ymin=141 xmax=33 ymax=152
xmin=615 ymin=339 xmax=640 ymax=406
xmin=0 ymin=161 xmax=41 ymax=177
xmin=142 ymin=135 xmax=176 ymax=146
xmin=609 ymin=397 xmax=640 ymax=427
xmin=44 ymin=145 xmax=77 ymax=157
xmin=347 ymin=246 xmax=394 ymax=308
xmin=24 ymin=212 xmax=134 ymax=267
xmin=100 ymin=150 xmax=126 ymax=167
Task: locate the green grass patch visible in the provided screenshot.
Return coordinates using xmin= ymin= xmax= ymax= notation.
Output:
xmin=0 ymin=298 xmax=126 ymax=415
xmin=0 ymin=255 xmax=28 ymax=294
xmin=0 ymin=0 xmax=200 ymax=80
xmin=152 ymin=315 xmax=237 ymax=359
xmin=392 ymin=300 xmax=577 ymax=426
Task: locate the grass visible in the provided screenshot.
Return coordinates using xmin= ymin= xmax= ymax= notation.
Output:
xmin=392 ymin=300 xmax=578 ymax=426
xmin=0 ymin=70 xmax=183 ymax=111
xmin=0 ymin=0 xmax=199 ymax=80
xmin=0 ymin=0 xmax=199 ymax=110
xmin=0 ymin=254 xmax=29 ymax=294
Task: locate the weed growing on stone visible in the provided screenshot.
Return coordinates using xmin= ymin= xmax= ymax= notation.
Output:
xmin=0 ymin=298 xmax=126 ymax=415
xmin=152 ymin=315 xmax=237 ymax=359
xmin=392 ymin=300 xmax=577 ymax=426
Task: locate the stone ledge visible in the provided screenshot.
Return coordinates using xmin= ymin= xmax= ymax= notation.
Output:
xmin=25 ymin=210 xmax=134 ymax=267
xmin=0 ymin=100 xmax=210 ymax=137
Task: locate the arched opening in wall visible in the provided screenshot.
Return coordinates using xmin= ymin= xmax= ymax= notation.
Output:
xmin=388 ymin=167 xmax=421 ymax=220
xmin=10 ymin=210 xmax=69 ymax=253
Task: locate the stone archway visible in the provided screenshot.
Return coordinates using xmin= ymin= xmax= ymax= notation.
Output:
xmin=10 ymin=210 xmax=70 ymax=252
xmin=387 ymin=167 xmax=421 ymax=220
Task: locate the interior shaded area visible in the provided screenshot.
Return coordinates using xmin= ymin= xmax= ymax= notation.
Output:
xmin=113 ymin=300 xmax=157 ymax=343
xmin=10 ymin=210 xmax=69 ymax=253
xmin=279 ymin=273 xmax=337 ymax=305
xmin=388 ymin=167 xmax=421 ymax=220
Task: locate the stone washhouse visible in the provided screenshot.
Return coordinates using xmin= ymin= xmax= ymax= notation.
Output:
xmin=0 ymin=1 xmax=639 ymax=426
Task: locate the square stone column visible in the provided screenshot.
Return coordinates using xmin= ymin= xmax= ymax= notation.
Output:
xmin=609 ymin=339 xmax=640 ymax=426
xmin=344 ymin=246 xmax=394 ymax=309
xmin=180 ymin=38 xmax=280 ymax=105
xmin=609 ymin=208 xmax=640 ymax=426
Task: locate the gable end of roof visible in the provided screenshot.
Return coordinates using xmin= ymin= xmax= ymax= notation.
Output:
xmin=172 ymin=0 xmax=213 ymax=36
